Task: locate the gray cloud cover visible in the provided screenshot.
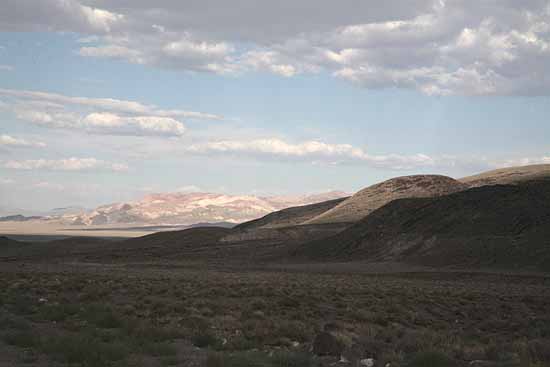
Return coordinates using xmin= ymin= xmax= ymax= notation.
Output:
xmin=2 ymin=0 xmax=549 ymax=95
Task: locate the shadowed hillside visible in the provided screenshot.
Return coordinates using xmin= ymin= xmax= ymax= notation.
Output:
xmin=294 ymin=180 xmax=550 ymax=271
xmin=234 ymin=197 xmax=348 ymax=231
xmin=305 ymin=175 xmax=468 ymax=225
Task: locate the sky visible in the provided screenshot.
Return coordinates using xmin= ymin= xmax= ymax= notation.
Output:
xmin=1 ymin=0 xmax=550 ymax=212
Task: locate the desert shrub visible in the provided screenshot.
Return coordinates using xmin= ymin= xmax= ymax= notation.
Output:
xmin=82 ymin=304 xmax=123 ymax=329
xmin=0 ymin=313 xmax=31 ymax=330
xmin=17 ymin=350 xmax=39 ymax=364
xmin=206 ymin=351 xmax=313 ymax=367
xmin=193 ymin=331 xmax=221 ymax=349
xmin=40 ymin=334 xmax=129 ymax=366
xmin=9 ymin=295 xmax=35 ymax=315
xmin=2 ymin=330 xmax=38 ymax=348
xmin=206 ymin=351 xmax=270 ymax=367
xmin=38 ymin=303 xmax=79 ymax=322
xmin=407 ymin=351 xmax=456 ymax=367
xmin=185 ymin=314 xmax=210 ymax=332
xmin=527 ymin=339 xmax=550 ymax=363
xmin=141 ymin=341 xmax=177 ymax=356
xmin=160 ymin=355 xmax=179 ymax=366
xmin=274 ymin=320 xmax=311 ymax=342
xmin=271 ymin=351 xmax=313 ymax=367
xmin=250 ymin=299 xmax=268 ymax=310
xmin=123 ymin=318 xmax=182 ymax=344
xmin=225 ymin=335 xmax=258 ymax=351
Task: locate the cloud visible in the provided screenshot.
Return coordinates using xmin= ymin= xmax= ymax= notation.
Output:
xmin=58 ymin=1 xmax=550 ymax=95
xmin=0 ymin=134 xmax=46 ymax=148
xmin=2 ymin=1 xmax=550 ymax=95
xmin=79 ymin=34 xmax=239 ymax=74
xmin=0 ymin=64 xmax=13 ymax=71
xmin=186 ymin=138 xmax=436 ymax=170
xmin=0 ymin=0 xmax=124 ymax=34
xmin=11 ymin=109 xmax=186 ymax=137
xmin=0 ymin=88 xmax=223 ymax=120
xmin=0 ymin=87 xmax=229 ymax=138
xmin=2 ymin=157 xmax=128 ymax=171
xmin=81 ymin=112 xmax=186 ymax=136
xmin=185 ymin=137 xmax=550 ymax=171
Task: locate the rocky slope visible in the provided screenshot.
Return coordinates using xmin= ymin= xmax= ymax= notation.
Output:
xmin=304 ymin=175 xmax=468 ymax=225
xmin=294 ymin=180 xmax=550 ymax=271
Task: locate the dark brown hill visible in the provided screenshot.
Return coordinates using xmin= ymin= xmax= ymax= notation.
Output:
xmin=121 ymin=226 xmax=231 ymax=249
xmin=294 ymin=180 xmax=550 ymax=271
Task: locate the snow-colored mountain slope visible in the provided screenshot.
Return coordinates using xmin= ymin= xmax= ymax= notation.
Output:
xmin=60 ymin=191 xmax=349 ymax=226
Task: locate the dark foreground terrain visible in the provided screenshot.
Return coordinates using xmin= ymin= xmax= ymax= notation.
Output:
xmin=1 ymin=259 xmax=550 ymax=367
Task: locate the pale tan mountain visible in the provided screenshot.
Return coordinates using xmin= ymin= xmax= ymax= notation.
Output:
xmin=460 ymin=164 xmax=550 ymax=187
xmin=61 ymin=191 xmax=349 ymax=227
xmin=304 ymin=175 xmax=468 ymax=225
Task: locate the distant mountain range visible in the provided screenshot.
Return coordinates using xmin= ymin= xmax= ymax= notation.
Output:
xmin=37 ymin=191 xmax=349 ymax=227
xmin=0 ymin=214 xmax=43 ymax=222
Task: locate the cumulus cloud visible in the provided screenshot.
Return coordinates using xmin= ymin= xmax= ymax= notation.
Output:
xmin=79 ymin=34 xmax=238 ymax=74
xmin=81 ymin=112 xmax=186 ymax=136
xmin=11 ymin=109 xmax=185 ymax=137
xmin=0 ymin=88 xmax=228 ymax=137
xmin=0 ymin=0 xmax=124 ymax=34
xmin=187 ymin=138 xmax=436 ymax=170
xmin=0 ymin=134 xmax=46 ymax=148
xmin=2 ymin=1 xmax=550 ymax=94
xmin=2 ymin=157 xmax=128 ymax=171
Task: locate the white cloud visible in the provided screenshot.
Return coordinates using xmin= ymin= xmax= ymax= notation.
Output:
xmin=81 ymin=112 xmax=186 ymax=136
xmin=0 ymin=88 xmax=232 ymax=138
xmin=0 ymin=88 xmax=223 ymax=120
xmin=0 ymin=64 xmax=13 ymax=71
xmin=187 ymin=138 xmax=436 ymax=170
xmin=14 ymin=109 xmax=186 ymax=137
xmin=79 ymin=34 xmax=239 ymax=74
xmin=0 ymin=134 xmax=46 ymax=148
xmin=3 ymin=157 xmax=128 ymax=172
